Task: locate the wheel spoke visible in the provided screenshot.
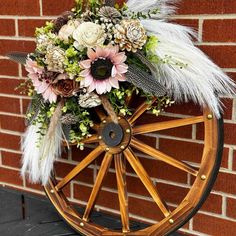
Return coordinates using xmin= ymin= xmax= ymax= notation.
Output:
xmin=124 ymin=148 xmax=170 ymax=217
xmin=95 ymin=107 xmax=107 ymax=121
xmin=114 ymin=154 xmax=130 ymax=233
xmin=83 ymin=153 xmax=113 ymax=222
xmin=125 ymin=90 xmax=134 ymax=107
xmin=128 ymin=98 xmax=157 ymax=125
xmin=55 ymin=146 xmax=104 ymax=191
xmin=131 ymin=138 xmax=198 ymax=176
xmin=90 ymin=123 xmax=99 ymax=131
xmin=133 ymin=116 xmax=204 ymax=135
xmin=82 ymin=135 xmax=99 ymax=144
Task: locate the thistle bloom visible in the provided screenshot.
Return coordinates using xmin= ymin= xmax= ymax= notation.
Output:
xmin=79 ymin=46 xmax=128 ymax=94
xmin=25 ymin=59 xmax=57 ymax=103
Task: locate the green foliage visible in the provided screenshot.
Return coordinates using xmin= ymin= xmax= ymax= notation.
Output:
xmin=123 ymin=7 xmax=161 ymax=20
xmin=160 ymin=55 xmax=188 ymax=69
xmin=62 ymin=97 xmax=93 ymax=145
xmin=35 ymin=21 xmax=54 ymax=37
xmin=144 ymin=35 xmax=160 ymax=64
xmin=15 ymin=79 xmax=34 ymax=96
xmin=141 ymin=91 xmax=175 ymax=116
xmin=107 ymin=84 xmax=135 ymax=116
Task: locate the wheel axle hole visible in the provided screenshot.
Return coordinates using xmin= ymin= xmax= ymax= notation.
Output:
xmin=109 ymin=131 xmax=116 ymax=139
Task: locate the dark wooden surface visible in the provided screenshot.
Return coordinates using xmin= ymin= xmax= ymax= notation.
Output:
xmin=0 ymin=187 xmax=182 ymax=236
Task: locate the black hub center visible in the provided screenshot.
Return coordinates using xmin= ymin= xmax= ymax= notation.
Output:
xmin=101 ymin=122 xmax=124 ymax=147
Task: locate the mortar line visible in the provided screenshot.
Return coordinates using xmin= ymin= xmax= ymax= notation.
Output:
xmin=14 ymin=19 xmax=19 ymax=37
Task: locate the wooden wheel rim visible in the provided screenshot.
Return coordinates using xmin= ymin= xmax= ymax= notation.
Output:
xmin=44 ymin=103 xmax=223 ymax=236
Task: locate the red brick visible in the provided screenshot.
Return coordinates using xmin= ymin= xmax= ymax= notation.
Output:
xmin=42 ymin=0 xmax=75 ymax=16
xmin=0 ymin=78 xmax=22 ymax=95
xmin=104 ymin=172 xmax=150 ymax=197
xmin=54 ymin=161 xmax=94 ymax=184
xmin=134 ymin=157 xmax=188 ymax=184
xmin=129 ymin=196 xmax=163 ymax=222
xmin=224 ymin=123 xmax=236 ymax=145
xmin=159 ymin=138 xmax=204 ymax=164
xmin=21 ymin=64 xmax=28 ymax=77
xmin=0 ymin=59 xmax=19 ymax=77
xmin=180 ymin=232 xmax=195 ymax=236
xmin=213 ymin=172 xmax=236 ymax=195
xmin=227 ymin=197 xmax=236 ymax=219
xmin=1 ymin=151 xmax=21 ymax=169
xmin=222 ymin=98 xmax=233 ymax=120
xmin=73 ymin=183 xmax=92 ymax=202
xmin=0 ymin=96 xmax=21 ymax=113
xmin=0 ymin=0 xmax=40 ymax=16
xmin=164 ymin=102 xmax=202 ymax=117
xmin=0 ymin=19 xmax=15 ymax=36
xmin=193 ymin=213 xmax=236 ymax=235
xmin=61 ymin=148 xmax=69 ymax=160
xmin=203 ymin=20 xmax=236 ymax=42
xmin=22 ymin=98 xmax=31 ymax=114
xmin=220 ymin=148 xmax=229 ymax=169
xmin=201 ymin=193 xmax=222 ymax=214
xmin=0 ymin=40 xmax=35 ymax=56
xmin=158 ymin=183 xmax=189 ymax=206
xmin=0 ymin=132 xmax=21 ymax=150
xmin=0 ymin=115 xmax=25 ymax=132
xmin=0 ymin=167 xmax=23 ymax=186
xmin=25 ymin=181 xmax=43 ymax=192
xmin=178 ymin=0 xmax=236 ymax=15
xmin=233 ymin=151 xmax=236 ymax=171
xmin=135 ymin=114 xmax=193 ymax=139
xmin=96 ymin=189 xmax=119 ymax=211
xmin=71 ymin=146 xmax=94 ymax=162
xmin=199 ymin=45 xmax=236 ymax=68
xmin=173 ymin=19 xmax=199 ymax=32
xmin=18 ymin=19 xmax=49 ymax=37
xmin=105 ymin=172 xmax=189 ymax=206
xmin=74 ymin=183 xmax=120 ymax=212
xmin=228 ymin=72 xmax=236 ymax=83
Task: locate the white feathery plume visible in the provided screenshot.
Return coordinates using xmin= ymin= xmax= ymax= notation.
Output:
xmin=126 ymin=0 xmax=178 ymax=19
xmin=39 ymin=101 xmax=63 ymax=185
xmin=21 ymin=101 xmax=64 ymax=185
xmin=140 ymin=19 xmax=236 ymax=117
xmin=141 ymin=19 xmax=196 ymax=45
xmin=21 ymin=123 xmax=42 ymax=183
xmin=39 ymin=120 xmax=62 ymax=185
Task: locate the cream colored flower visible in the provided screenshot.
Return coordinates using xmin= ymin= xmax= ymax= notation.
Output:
xmin=73 ymin=22 xmax=106 ymax=49
xmin=58 ymin=20 xmax=80 ymax=42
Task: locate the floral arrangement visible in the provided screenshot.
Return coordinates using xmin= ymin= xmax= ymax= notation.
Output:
xmin=8 ymin=0 xmax=235 ymax=185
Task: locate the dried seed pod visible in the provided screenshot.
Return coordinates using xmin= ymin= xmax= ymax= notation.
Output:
xmin=99 ymin=6 xmax=121 ymax=20
xmin=53 ymin=11 xmax=74 ymax=33
xmin=61 ymin=113 xmax=78 ymax=125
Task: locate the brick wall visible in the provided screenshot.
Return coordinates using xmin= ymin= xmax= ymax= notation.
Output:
xmin=0 ymin=1 xmax=235 ymax=235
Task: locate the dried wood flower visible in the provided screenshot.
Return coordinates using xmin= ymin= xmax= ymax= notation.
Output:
xmin=79 ymin=92 xmax=101 ymax=108
xmin=52 ymin=75 xmax=79 ymax=97
xmin=45 ymin=46 xmax=66 ymax=73
xmin=114 ymin=19 xmax=147 ymax=52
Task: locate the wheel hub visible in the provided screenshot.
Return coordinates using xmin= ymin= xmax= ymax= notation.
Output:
xmin=101 ymin=122 xmax=124 ymax=147
xmin=98 ymin=117 xmax=132 ymax=154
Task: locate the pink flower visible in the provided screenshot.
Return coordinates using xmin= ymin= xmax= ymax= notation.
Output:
xmin=25 ymin=59 xmax=57 ymax=103
xmin=79 ymin=46 xmax=128 ymax=94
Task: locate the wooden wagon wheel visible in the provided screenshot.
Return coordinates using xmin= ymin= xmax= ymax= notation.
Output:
xmin=44 ymin=94 xmax=223 ymax=236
